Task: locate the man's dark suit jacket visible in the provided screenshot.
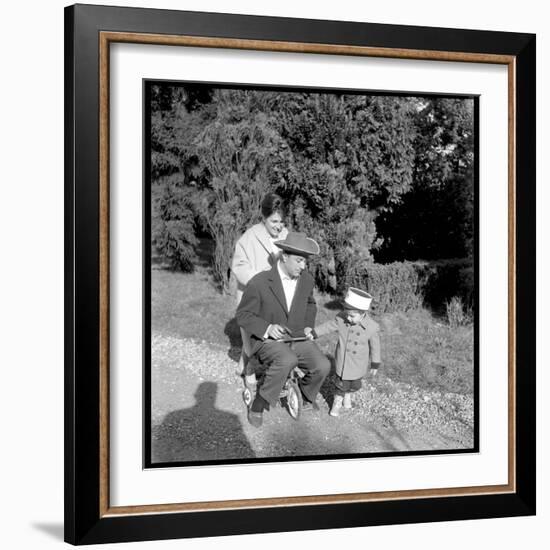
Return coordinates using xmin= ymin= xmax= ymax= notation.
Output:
xmin=236 ymin=264 xmax=317 ymax=355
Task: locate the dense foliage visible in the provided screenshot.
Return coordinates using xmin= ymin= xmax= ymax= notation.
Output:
xmin=150 ymin=84 xmax=474 ymax=307
xmin=375 ymin=98 xmax=475 ymax=262
xmin=346 ymin=258 xmax=473 ymax=315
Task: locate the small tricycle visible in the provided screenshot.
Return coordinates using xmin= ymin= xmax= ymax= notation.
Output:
xmin=242 ymin=337 xmax=306 ymax=420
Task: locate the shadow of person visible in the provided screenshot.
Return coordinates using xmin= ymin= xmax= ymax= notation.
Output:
xmin=224 ymin=317 xmax=242 ymax=363
xmin=152 ymin=381 xmax=255 ymax=464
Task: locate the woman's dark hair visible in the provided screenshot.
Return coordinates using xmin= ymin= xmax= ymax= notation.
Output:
xmin=261 ymin=193 xmax=285 ymax=219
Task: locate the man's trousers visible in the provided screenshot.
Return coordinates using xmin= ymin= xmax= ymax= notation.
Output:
xmin=255 ymin=340 xmax=330 ymax=405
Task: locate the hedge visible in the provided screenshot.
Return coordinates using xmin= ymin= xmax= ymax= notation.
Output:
xmin=344 ymin=258 xmax=473 ymax=314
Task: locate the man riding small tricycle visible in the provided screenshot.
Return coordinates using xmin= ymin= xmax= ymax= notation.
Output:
xmin=235 ymin=232 xmax=330 ymax=428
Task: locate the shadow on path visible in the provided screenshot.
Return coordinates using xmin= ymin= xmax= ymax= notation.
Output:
xmin=370 ymin=421 xmax=409 ymax=451
xmin=152 ymin=381 xmax=255 ymax=463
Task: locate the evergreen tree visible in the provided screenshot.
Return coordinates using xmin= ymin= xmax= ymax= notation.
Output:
xmin=375 ymin=97 xmax=475 ymax=262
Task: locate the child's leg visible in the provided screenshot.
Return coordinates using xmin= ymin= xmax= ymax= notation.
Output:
xmin=343 ymin=379 xmax=362 ymax=409
xmin=330 ymin=392 xmax=344 ymax=417
xmin=330 ymin=375 xmax=345 ymax=417
xmin=343 ymin=392 xmax=352 ymax=409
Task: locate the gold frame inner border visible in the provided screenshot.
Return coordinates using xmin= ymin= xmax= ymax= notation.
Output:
xmin=98 ymin=31 xmax=517 ymax=518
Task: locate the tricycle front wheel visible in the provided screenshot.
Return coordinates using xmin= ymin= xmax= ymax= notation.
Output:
xmin=285 ymin=380 xmax=302 ymax=420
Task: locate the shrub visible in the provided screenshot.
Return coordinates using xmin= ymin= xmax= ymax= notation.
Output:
xmin=446 ymin=296 xmax=465 ymax=327
xmin=418 ymin=258 xmax=474 ymax=312
xmin=152 ymin=178 xmax=198 ymax=271
xmin=344 ymin=258 xmax=473 ymax=314
xmin=446 ymin=296 xmax=473 ymax=327
xmin=346 ymin=262 xmax=424 ymax=313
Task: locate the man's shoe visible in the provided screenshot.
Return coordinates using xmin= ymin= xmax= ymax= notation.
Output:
xmin=247 ymin=409 xmax=263 ymax=428
xmin=298 ymin=383 xmax=319 ymax=412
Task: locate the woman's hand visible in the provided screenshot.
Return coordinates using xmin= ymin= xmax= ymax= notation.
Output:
xmin=304 ymin=327 xmax=315 ymax=340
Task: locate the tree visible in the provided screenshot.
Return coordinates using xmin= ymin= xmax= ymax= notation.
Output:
xmin=192 ymin=90 xmax=294 ymax=290
xmin=274 ymin=94 xmax=417 ymax=290
xmin=375 ymin=97 xmax=475 ymax=262
xmin=150 ymin=84 xmax=215 ymax=269
xmin=152 ymin=174 xmax=198 ymax=271
xmin=150 ymin=84 xmax=474 ymax=295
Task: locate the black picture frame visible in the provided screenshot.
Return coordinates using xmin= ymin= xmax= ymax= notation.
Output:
xmin=65 ymin=3 xmax=536 ymax=545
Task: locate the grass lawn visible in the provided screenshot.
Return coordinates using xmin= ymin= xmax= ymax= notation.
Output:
xmin=152 ymin=267 xmax=474 ymax=395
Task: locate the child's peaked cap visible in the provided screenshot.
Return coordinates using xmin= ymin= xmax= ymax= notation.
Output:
xmin=344 ymin=287 xmax=373 ymax=311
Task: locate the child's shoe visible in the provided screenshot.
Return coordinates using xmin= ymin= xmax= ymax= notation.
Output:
xmin=343 ymin=392 xmax=352 ymax=409
xmin=330 ymin=395 xmax=343 ymax=417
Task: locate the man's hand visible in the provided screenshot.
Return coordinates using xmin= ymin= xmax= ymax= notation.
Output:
xmin=266 ymin=324 xmax=290 ymax=340
xmin=304 ymin=327 xmax=315 ymax=340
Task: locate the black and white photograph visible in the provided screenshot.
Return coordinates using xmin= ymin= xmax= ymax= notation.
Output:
xmin=146 ymin=82 xmax=478 ymax=467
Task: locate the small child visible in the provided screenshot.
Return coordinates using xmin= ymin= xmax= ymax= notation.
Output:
xmin=308 ymin=287 xmax=381 ymax=417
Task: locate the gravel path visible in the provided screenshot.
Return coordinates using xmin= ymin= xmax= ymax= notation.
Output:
xmin=151 ymin=334 xmax=474 ymax=464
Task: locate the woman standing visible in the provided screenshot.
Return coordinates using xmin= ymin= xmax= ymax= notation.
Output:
xmin=231 ymin=194 xmax=288 ymax=383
